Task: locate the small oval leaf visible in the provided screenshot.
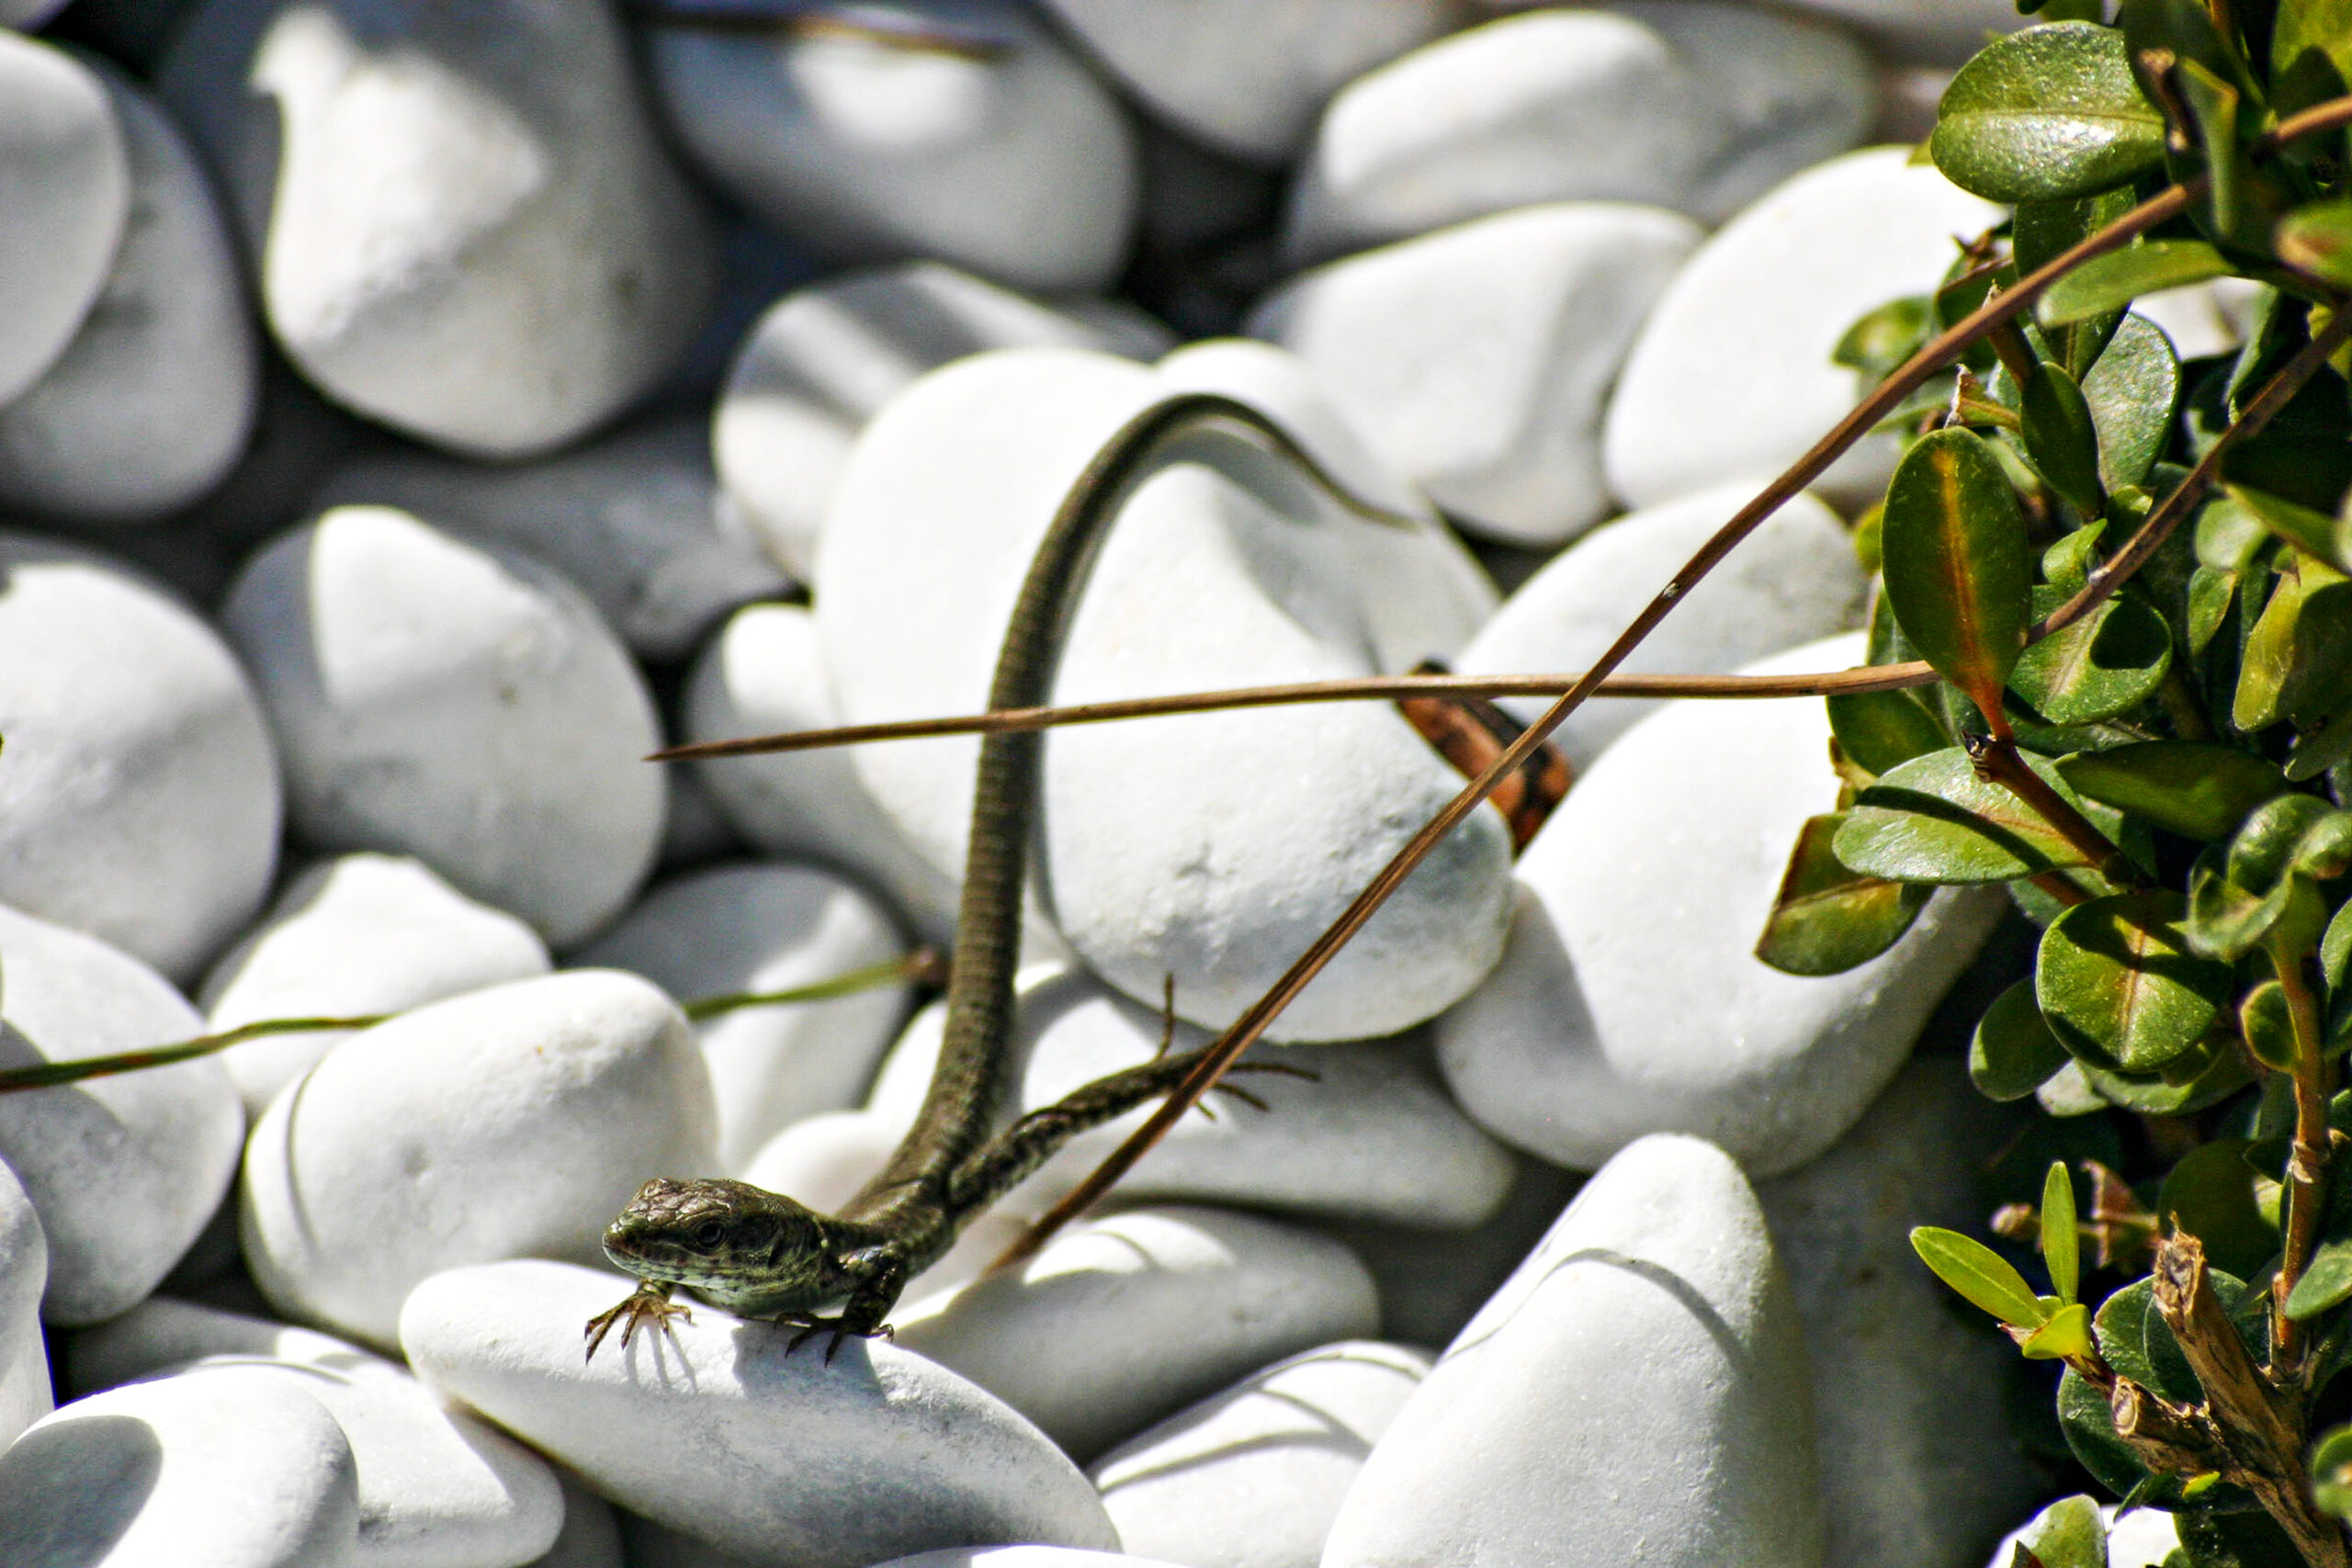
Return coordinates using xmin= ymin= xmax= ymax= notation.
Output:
xmin=1973 ymin=979 xmax=2074 ymax=1100
xmin=2278 ymin=197 xmax=2352 ymax=292
xmin=1839 ymin=747 xmax=2105 ymax=882
xmin=1930 ymin=23 xmax=2167 ymax=201
xmin=2042 ymin=1159 xmax=2080 ymax=1303
xmin=2055 ymin=741 xmax=2289 ymax=841
xmin=1826 ymin=687 xmax=1951 ymax=777
xmin=2009 ymin=593 xmax=2172 ymax=724
xmin=1911 ymin=1224 xmax=2052 ymax=1327
xmin=2080 ymin=313 xmax=2177 ymax=493
xmin=2020 ymin=1300 xmax=2095 ymax=1359
xmin=2039 ymin=240 xmax=2232 ymax=328
xmin=1880 ymin=428 xmax=2034 ymax=719
xmin=1755 ymin=813 xmax=1930 ymax=976
xmin=2021 ymin=362 xmax=2106 ymax=513
xmin=2038 ymin=890 xmax=2233 ymax=1072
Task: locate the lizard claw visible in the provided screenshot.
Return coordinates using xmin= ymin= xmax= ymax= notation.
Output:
xmin=584 ymin=1283 xmax=692 ymax=1361
xmin=779 ymin=1312 xmax=892 ymax=1362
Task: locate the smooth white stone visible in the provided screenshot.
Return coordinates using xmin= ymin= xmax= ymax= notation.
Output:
xmin=865 ymin=966 xmax=1517 ymax=1229
xmin=897 ymin=1204 xmax=1381 ymax=1464
xmin=715 ymin=261 xmax=1171 ymax=580
xmin=876 ymin=1552 xmax=1189 ymax=1568
xmin=1435 ymin=634 xmax=2006 ymax=1176
xmin=1765 ymin=0 xmax=2021 ymax=66
xmin=0 ymin=61 xmax=254 ymax=525
xmin=573 ymin=861 xmax=910 ymax=1171
xmin=646 ymin=1 xmax=1136 ymax=294
xmin=157 ymin=0 xmax=715 ymax=458
xmin=1284 ymin=5 xmax=1872 ymax=263
xmin=1321 ymin=1134 xmax=1822 ymax=1568
xmin=1454 ymin=479 xmax=1864 ymax=769
xmin=0 ymin=34 xmax=127 ymax=405
xmin=200 ymin=852 xmax=553 ymax=1120
xmin=0 ymin=1159 xmax=50 ymax=1448
xmin=310 ymin=415 xmax=788 ymax=661
xmin=1758 ymin=1061 xmax=2041 ymax=1568
xmin=220 ymin=505 xmax=665 ymax=947
xmin=1983 ymin=1499 xmax=2178 ymax=1568
xmin=241 ymin=970 xmax=718 ymax=1349
xmin=0 ymin=906 xmax=243 ymax=1326
xmin=1032 ymin=0 xmax=1451 ymax=164
xmin=0 ymin=1366 xmax=362 ymax=1568
xmin=1250 ymin=204 xmax=1702 ymax=545
xmin=68 ymin=1297 xmax=564 ymax=1568
xmin=2132 ymin=284 xmax=2243 ymax=362
xmin=818 ymin=348 xmax=1513 ymax=1039
xmin=1603 ymin=146 xmax=2003 ymax=512
xmin=401 ymin=1259 xmax=1120 ymax=1568
xmin=532 ymin=1472 xmax=626 ymax=1568
xmin=1090 ymin=1340 xmax=1430 ymax=1568
xmin=0 ymin=532 xmax=279 ymax=982
xmin=682 ymin=602 xmax=965 ymax=946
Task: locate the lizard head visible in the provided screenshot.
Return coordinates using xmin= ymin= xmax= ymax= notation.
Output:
xmin=600 ymin=1177 xmax=871 ymax=1315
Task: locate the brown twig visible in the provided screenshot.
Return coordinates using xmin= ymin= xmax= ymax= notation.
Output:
xmin=2270 ymin=940 xmax=2336 ymax=1373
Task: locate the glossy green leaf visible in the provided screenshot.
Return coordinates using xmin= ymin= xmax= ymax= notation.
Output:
xmin=1879 ymin=429 xmax=2034 ymax=718
xmin=2042 ymin=522 xmax=2107 ymax=593
xmin=2094 ymin=1275 xmax=2195 ymax=1399
xmin=2240 ymin=979 xmax=2299 ymax=1071
xmin=1839 ymin=747 xmax=2102 ymax=882
xmin=2038 ymin=890 xmax=2233 ymax=1071
xmin=1911 ymin=1225 xmax=2052 ymax=1327
xmin=2227 ymin=482 xmax=2352 ymax=575
xmin=2278 ymin=198 xmax=2352 ymax=291
xmin=2058 ymin=1365 xmax=2176 ymax=1504
xmin=1826 ymin=687 xmax=1949 ymax=776
xmin=2041 ymin=1159 xmax=2080 ymax=1303
xmin=2289 ymin=709 xmax=2352 ymax=784
xmin=2039 ymin=240 xmax=2231 ymax=327
xmin=2009 ymin=592 xmax=2172 ymax=723
xmin=1833 ymin=295 xmax=1933 ymax=383
xmin=2021 ymin=362 xmax=2105 ymax=513
xmin=2287 ymin=1238 xmax=2352 ymax=1320
xmin=2159 ymin=1138 xmax=2284 ymax=1280
xmin=1931 ymin=23 xmax=2166 ymax=200
xmin=2015 ymin=189 xmax=2135 ymax=374
xmin=2055 ymin=741 xmax=2288 ymax=841
xmin=2326 ymin=896 xmax=2352 ymax=990
xmin=2233 ymin=557 xmax=2352 ymax=732
xmin=2314 ymin=1423 xmax=2352 ymax=1520
xmin=1754 ymin=813 xmax=1930 ymax=976
xmin=2187 ymin=566 xmax=2235 ymax=652
xmin=2007 ymin=1496 xmax=2108 ymax=1568
xmin=2020 ymin=1300 xmax=2095 ymax=1359
xmin=1973 ymin=978 xmax=2075 ymax=1100
xmin=2174 ymin=55 xmax=2262 ymax=250
xmin=2197 ymin=495 xmax=2270 ymax=572
xmin=2229 ymin=794 xmax=2340 ymax=894
xmin=2084 ymin=1038 xmax=2254 ymax=1113
xmin=2188 ymin=845 xmax=2304 ymax=961
xmin=2176 ymin=1507 xmax=2310 ymax=1567
xmin=2080 ymin=313 xmax=2177 ymax=492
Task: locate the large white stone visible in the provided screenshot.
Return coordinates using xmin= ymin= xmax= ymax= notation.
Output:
xmin=1284 ymin=5 xmax=1873 ymax=262
xmin=241 ymin=969 xmax=718 ymax=1349
xmin=400 ymin=1258 xmax=1120 ymax=1568
xmin=681 ymin=602 xmax=966 ymax=946
xmin=1032 ymin=0 xmax=1452 ymax=164
xmin=0 ymin=1159 xmax=50 ymax=1449
xmin=864 ymin=966 xmax=1518 ymax=1229
xmin=0 ymin=34 xmax=127 ymax=405
xmin=574 ymin=861 xmax=911 ymax=1171
xmin=1435 ymin=635 xmax=2006 ymax=1176
xmin=198 ymin=852 xmax=553 ymax=1119
xmin=0 ymin=905 xmax=243 ymax=1326
xmin=645 ymin=1 xmax=1136 ymax=293
xmin=0 ymin=532 xmax=280 ymax=982
xmin=1758 ymin=1060 xmax=2041 ymax=1568
xmin=0 ymin=1366 xmax=363 ymax=1568
xmin=817 ymin=348 xmax=1513 ymax=1040
xmin=1454 ymin=479 xmax=1865 ymax=770
xmin=1321 ymin=1134 xmax=1823 ymax=1568
xmin=156 ymin=0 xmax=715 ymax=457
xmin=220 ymin=505 xmax=665 ymax=947
xmin=0 ymin=60 xmax=255 ymax=525
xmin=310 ymin=414 xmax=788 ymax=661
xmin=715 ymin=261 xmax=1172 ymax=579
xmin=67 ymin=1297 xmax=564 ymax=1568
xmin=1602 ymin=146 xmax=2003 ymax=512
xmin=1089 ymin=1340 xmax=1430 ymax=1568
xmin=1250 ymin=203 xmax=1702 ymax=544
xmin=896 ymin=1204 xmax=1381 ymax=1464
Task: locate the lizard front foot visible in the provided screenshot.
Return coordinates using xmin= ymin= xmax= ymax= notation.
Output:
xmin=584 ymin=1282 xmax=693 ymax=1361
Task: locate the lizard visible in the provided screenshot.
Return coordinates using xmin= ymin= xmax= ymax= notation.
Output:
xmin=584 ymin=389 xmax=1432 ymax=1361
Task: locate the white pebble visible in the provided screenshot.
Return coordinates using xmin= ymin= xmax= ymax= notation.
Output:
xmin=241 ymin=970 xmax=718 ymax=1348
xmin=401 ymin=1258 xmax=1120 ymax=1568
xmin=1250 ymin=204 xmax=1701 ymax=545
xmin=1435 ymin=636 xmax=2005 ymax=1175
xmin=645 ymin=2 xmax=1136 ymax=293
xmin=818 ymin=348 xmax=1512 ymax=1040
xmin=200 ymin=852 xmax=553 ymax=1119
xmin=1284 ymin=4 xmax=1873 ymax=262
xmin=715 ymin=261 xmax=1172 ymax=578
xmin=574 ymin=861 xmax=911 ymax=1171
xmin=0 ymin=905 xmax=243 ymax=1326
xmin=1603 ymin=146 xmax=2002 ymax=512
xmin=0 ymin=33 xmax=126 ymax=404
xmin=0 ymin=531 xmax=280 ymax=982
xmin=1321 ymin=1134 xmax=1823 ymax=1568
xmin=310 ymin=414 xmax=789 ymax=661
xmin=156 ymin=0 xmax=716 ymax=457
xmin=220 ymin=505 xmax=665 ymax=948
xmin=0 ymin=1158 xmax=50 ymax=1449
xmin=0 ymin=1366 xmax=362 ymax=1568
xmin=1089 ymin=1341 xmax=1430 ymax=1568
xmin=897 ymin=1204 xmax=1380 ymax=1463
xmin=1454 ymin=479 xmax=1864 ymax=769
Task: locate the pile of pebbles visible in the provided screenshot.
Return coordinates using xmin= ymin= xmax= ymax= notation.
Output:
xmin=0 ymin=0 xmax=2253 ymax=1564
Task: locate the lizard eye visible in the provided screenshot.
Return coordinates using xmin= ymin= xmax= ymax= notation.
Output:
xmin=692 ymin=1221 xmax=726 ymax=1249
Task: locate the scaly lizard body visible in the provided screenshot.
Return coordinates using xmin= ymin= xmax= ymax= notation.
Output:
xmin=585 ymin=392 xmax=1410 ymax=1360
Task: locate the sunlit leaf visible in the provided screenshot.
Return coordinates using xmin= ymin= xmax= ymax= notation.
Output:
xmin=2233 ymin=556 xmax=2352 ymax=732
xmin=1880 ymin=429 xmax=2034 ymax=719
xmin=2042 ymin=1159 xmax=2080 ymax=1303
xmin=2009 ymin=592 xmax=2172 ymax=723
xmin=2038 ymin=890 xmax=2233 ymax=1071
xmin=2055 ymin=741 xmax=2288 ymax=841
xmin=2020 ymin=1300 xmax=2095 ymax=1359
xmin=1826 ymin=687 xmax=1950 ymax=776
xmin=2227 ymin=482 xmax=2352 ymax=575
xmin=2239 ymin=979 xmax=2300 ymax=1071
xmin=2021 ymin=363 xmax=2105 ymax=513
xmin=2277 ymin=198 xmax=2352 ymax=291
xmin=1834 ymin=295 xmax=1934 ymax=383
xmin=1839 ymin=747 xmax=2102 ymax=882
xmin=2084 ymin=1039 xmax=2253 ymax=1114
xmin=2287 ymin=1239 xmax=2352 ymax=1321
xmin=1931 ymin=23 xmax=2167 ymax=200
xmin=2039 ymin=240 xmax=2231 ymax=327
xmin=1754 ymin=813 xmax=1930 ymax=976
xmin=2312 ymin=1423 xmax=2352 ymax=1520
xmin=2187 ymin=566 xmax=2235 ymax=652
xmin=2006 ymin=1495 xmax=2108 ymax=1568
xmin=2160 ymin=1138 xmax=2284 ymax=1280
xmin=1912 ymin=1224 xmax=2052 ymax=1326
xmin=2080 ymin=313 xmax=2177 ymax=492
xmin=1973 ymin=978 xmax=2075 ymax=1100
